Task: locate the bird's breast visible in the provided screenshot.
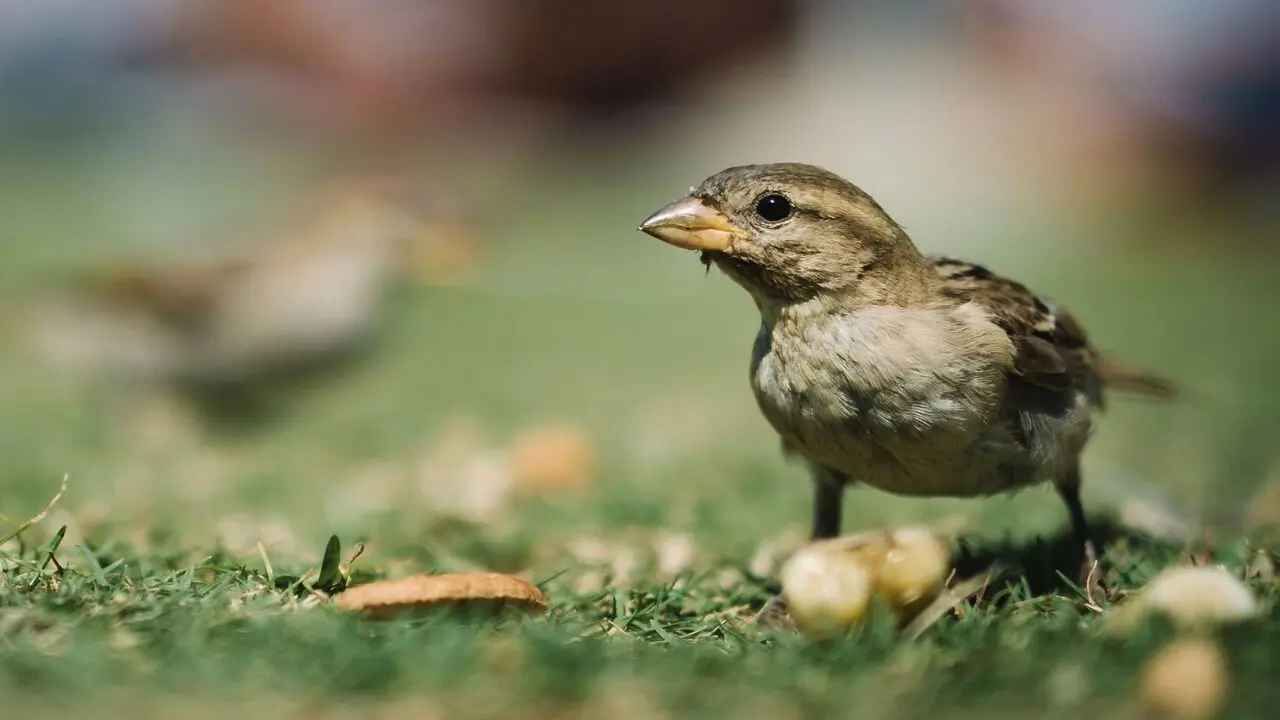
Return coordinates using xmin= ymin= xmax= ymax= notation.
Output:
xmin=748 ymin=306 xmax=1035 ymax=496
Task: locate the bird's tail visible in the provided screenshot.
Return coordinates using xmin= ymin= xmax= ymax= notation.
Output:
xmin=1097 ymin=356 xmax=1178 ymax=400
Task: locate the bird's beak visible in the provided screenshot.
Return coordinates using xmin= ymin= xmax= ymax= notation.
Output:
xmin=637 ymin=196 xmax=746 ymax=252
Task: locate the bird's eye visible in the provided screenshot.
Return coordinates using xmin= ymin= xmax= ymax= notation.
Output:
xmin=755 ymin=194 xmax=793 ymax=222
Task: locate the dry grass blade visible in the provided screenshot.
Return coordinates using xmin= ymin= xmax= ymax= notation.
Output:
xmin=0 ymin=474 xmax=70 ymax=547
xmin=901 ymin=562 xmax=1009 ymax=641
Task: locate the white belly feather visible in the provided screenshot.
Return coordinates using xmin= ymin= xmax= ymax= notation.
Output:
xmin=749 ymin=303 xmax=1046 ymax=496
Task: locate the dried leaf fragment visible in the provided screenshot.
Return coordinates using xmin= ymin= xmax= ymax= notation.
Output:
xmin=334 ymin=572 xmax=547 ymax=620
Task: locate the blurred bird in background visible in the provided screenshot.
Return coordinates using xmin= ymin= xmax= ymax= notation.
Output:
xmin=32 ymin=176 xmax=482 ymax=427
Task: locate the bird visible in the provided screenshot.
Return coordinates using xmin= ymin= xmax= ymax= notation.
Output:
xmin=637 ymin=162 xmax=1176 ymax=601
xmin=34 ymin=176 xmax=469 ymax=427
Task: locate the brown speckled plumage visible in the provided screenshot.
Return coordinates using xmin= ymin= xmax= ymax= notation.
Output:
xmin=639 ymin=163 xmax=1176 ymax=598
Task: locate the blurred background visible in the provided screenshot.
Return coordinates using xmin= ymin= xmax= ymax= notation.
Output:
xmin=0 ymin=0 xmax=1278 ymax=575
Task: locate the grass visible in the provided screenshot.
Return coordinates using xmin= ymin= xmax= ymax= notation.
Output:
xmin=2 ymin=521 xmax=1278 ymax=719
xmin=0 ymin=133 xmax=1279 ymax=718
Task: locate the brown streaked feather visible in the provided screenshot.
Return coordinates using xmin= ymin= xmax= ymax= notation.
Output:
xmin=83 ymin=259 xmax=253 ymax=331
xmin=930 ymin=255 xmax=1176 ymax=404
xmin=931 ymin=256 xmax=1092 ymax=394
xmin=1095 ymin=356 xmax=1179 ymax=399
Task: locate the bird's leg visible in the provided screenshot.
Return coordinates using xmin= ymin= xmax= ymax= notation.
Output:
xmin=755 ymin=468 xmax=849 ymax=629
xmin=811 ymin=468 xmax=847 ymax=539
xmin=1056 ymin=464 xmax=1101 ymax=597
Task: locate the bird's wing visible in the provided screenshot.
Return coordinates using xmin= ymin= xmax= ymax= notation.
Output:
xmin=930 ymin=256 xmax=1098 ymax=398
xmin=80 ymin=257 xmax=255 ymax=333
xmin=930 ymin=256 xmax=1176 ymax=405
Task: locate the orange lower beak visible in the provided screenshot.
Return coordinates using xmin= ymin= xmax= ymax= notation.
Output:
xmin=637 ymin=197 xmax=746 ymax=252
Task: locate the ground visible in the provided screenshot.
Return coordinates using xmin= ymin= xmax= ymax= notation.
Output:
xmin=0 ymin=136 xmax=1278 ymax=719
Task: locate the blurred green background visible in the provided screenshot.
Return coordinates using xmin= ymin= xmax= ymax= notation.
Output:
xmin=0 ymin=1 xmax=1278 ymax=717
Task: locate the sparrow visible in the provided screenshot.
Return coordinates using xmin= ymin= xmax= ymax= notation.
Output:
xmin=638 ymin=163 xmax=1176 ymax=591
xmin=36 ymin=176 xmax=467 ymax=424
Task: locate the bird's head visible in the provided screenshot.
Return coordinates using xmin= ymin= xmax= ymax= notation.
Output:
xmin=638 ymin=163 xmax=931 ymax=317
